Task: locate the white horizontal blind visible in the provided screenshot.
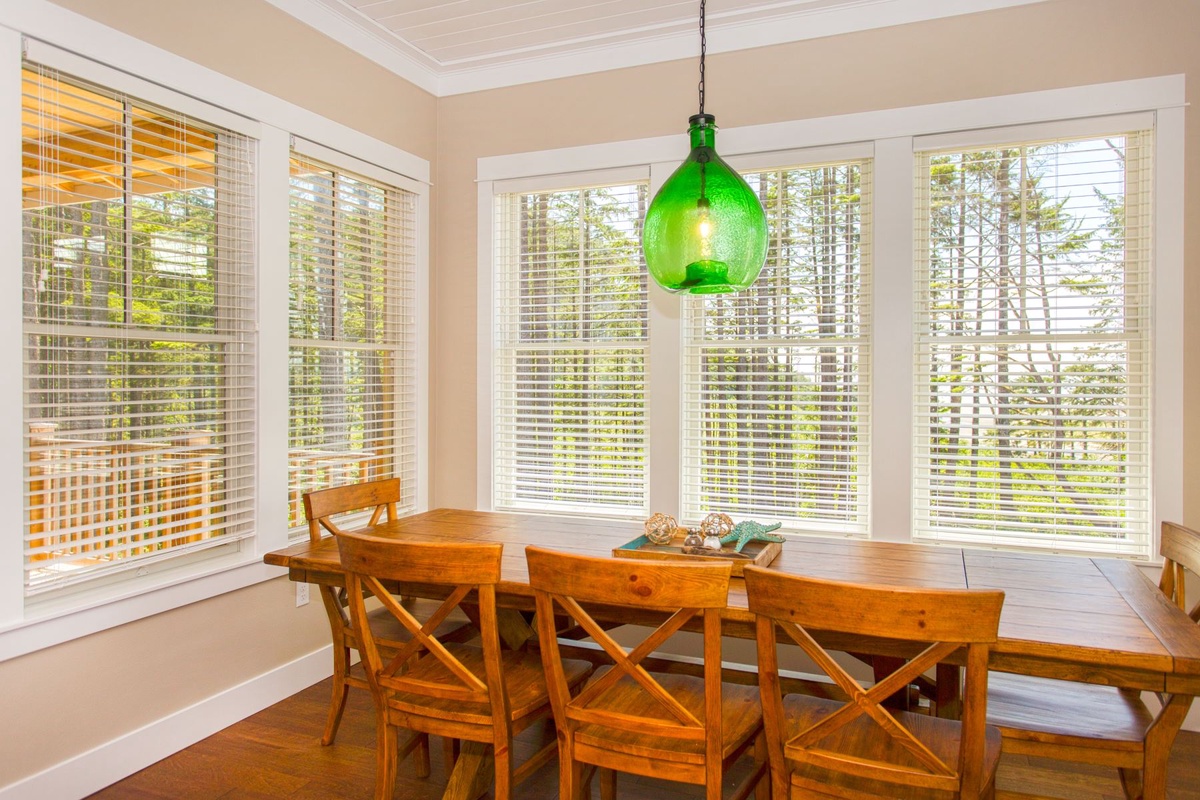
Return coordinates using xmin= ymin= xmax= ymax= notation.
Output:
xmin=21 ymin=63 xmax=257 ymax=594
xmin=493 ymin=182 xmax=649 ymax=516
xmin=682 ymin=161 xmax=872 ymax=534
xmin=913 ymin=132 xmax=1152 ymax=556
xmin=288 ymin=153 xmax=416 ymax=528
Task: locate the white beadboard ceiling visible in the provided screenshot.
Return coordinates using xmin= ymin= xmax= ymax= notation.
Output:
xmin=264 ymin=0 xmax=1049 ymax=96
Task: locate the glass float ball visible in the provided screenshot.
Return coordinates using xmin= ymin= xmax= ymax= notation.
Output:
xmin=644 ymin=512 xmax=678 ymax=546
xmin=700 ymin=512 xmax=734 ymax=540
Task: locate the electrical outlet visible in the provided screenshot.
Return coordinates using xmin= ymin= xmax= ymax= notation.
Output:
xmin=296 ymin=582 xmax=310 ymax=607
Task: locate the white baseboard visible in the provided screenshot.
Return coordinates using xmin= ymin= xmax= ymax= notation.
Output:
xmin=0 ymin=646 xmax=334 ymax=800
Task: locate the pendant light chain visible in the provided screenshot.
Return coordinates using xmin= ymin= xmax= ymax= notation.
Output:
xmin=698 ymin=0 xmax=706 ymax=116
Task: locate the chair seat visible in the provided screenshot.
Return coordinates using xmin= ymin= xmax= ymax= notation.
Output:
xmin=574 ymin=669 xmax=764 ymax=766
xmin=987 ymin=672 xmax=1154 ymax=751
xmin=782 ymin=693 xmax=1003 ymax=800
xmin=383 ymin=643 xmax=592 ymax=725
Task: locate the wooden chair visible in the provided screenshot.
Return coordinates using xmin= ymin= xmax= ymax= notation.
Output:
xmin=525 ymin=545 xmax=767 ymax=800
xmin=302 ymin=479 xmax=473 ymax=754
xmin=744 ymin=565 xmax=1005 ymax=799
xmin=337 ymin=531 xmax=593 ymax=800
xmin=986 ymin=520 xmax=1200 ymax=800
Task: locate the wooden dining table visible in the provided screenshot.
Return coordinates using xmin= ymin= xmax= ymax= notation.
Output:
xmin=264 ymin=508 xmax=1200 ymax=800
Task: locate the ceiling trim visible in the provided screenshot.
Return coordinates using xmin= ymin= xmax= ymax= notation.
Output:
xmin=262 ymin=0 xmax=440 ymax=95
xmin=266 ymin=0 xmax=1050 ymax=98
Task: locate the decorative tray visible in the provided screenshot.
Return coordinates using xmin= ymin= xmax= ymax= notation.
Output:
xmin=612 ymin=534 xmax=781 ymax=576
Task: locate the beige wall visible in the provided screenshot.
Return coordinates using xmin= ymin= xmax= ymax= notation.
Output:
xmin=47 ymin=0 xmax=438 ymax=162
xmin=0 ymin=0 xmax=438 ymax=788
xmin=0 ymin=580 xmax=331 ymax=784
xmin=432 ymin=0 xmax=1200 ymax=526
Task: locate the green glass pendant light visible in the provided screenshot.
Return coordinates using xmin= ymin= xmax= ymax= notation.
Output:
xmin=642 ymin=0 xmax=768 ymax=294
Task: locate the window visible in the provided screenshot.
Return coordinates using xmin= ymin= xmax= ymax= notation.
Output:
xmin=492 ymin=181 xmax=649 ymax=516
xmin=480 ymin=78 xmax=1180 ymax=559
xmin=682 ymin=160 xmax=871 ymax=533
xmin=913 ymin=130 xmax=1152 ymax=556
xmin=21 ymin=63 xmax=257 ymax=595
xmin=287 ymin=152 xmax=417 ymax=527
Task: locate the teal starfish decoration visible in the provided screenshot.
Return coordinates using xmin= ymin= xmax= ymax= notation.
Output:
xmin=720 ymin=520 xmax=784 ymax=553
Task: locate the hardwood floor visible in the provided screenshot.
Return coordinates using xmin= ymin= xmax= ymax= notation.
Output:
xmin=88 ymin=677 xmax=1200 ymax=799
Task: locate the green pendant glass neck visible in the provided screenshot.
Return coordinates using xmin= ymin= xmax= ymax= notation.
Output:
xmin=688 ymin=113 xmax=716 ymax=149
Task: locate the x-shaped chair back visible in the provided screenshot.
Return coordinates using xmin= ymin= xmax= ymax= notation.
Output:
xmin=744 ymin=566 xmax=1003 ymax=797
xmin=336 ymin=531 xmax=507 ymax=721
xmin=525 ymin=546 xmax=733 ymax=755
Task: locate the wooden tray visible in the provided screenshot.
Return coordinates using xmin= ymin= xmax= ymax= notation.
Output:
xmin=612 ymin=534 xmax=781 ymax=576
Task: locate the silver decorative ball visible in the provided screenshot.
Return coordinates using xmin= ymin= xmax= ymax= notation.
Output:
xmin=644 ymin=512 xmax=678 ymax=545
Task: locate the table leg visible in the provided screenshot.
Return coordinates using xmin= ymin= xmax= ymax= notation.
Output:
xmin=1135 ymin=692 xmax=1194 ymax=800
xmin=935 ymin=662 xmax=962 ymax=719
xmin=442 ymin=740 xmax=493 ymax=800
xmin=462 ymin=605 xmax=532 ymax=651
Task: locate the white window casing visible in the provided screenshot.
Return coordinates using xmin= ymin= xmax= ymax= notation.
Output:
xmin=681 ymin=157 xmax=872 ymax=535
xmin=491 ymin=178 xmax=651 ymax=518
xmin=21 ymin=59 xmax=258 ymax=597
xmin=286 ymin=147 xmax=419 ymax=531
xmin=912 ymin=121 xmax=1154 ymax=557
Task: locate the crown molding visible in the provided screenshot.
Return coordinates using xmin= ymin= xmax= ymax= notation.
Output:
xmin=261 ymin=0 xmax=440 ymax=95
xmin=234 ymin=0 xmax=1047 ymax=97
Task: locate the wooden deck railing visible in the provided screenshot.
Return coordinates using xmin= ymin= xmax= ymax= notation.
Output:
xmin=28 ymin=422 xmax=383 ymax=568
xmin=287 ymin=449 xmax=375 ymax=528
xmin=27 ymin=423 xmax=217 ymax=565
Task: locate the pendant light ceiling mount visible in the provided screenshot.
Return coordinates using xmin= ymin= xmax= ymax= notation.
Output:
xmin=641 ymin=0 xmax=768 ymax=295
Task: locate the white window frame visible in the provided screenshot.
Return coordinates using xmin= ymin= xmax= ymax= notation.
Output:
xmin=286 ymin=137 xmax=425 ymax=535
xmin=489 ymin=171 xmax=652 ymax=519
xmin=0 ymin=1 xmax=430 ymax=660
xmin=477 ymin=75 xmax=1183 ymax=560
xmin=910 ymin=116 xmax=1158 ymax=556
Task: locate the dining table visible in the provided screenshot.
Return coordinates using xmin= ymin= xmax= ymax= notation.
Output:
xmin=263 ymin=508 xmax=1200 ymax=800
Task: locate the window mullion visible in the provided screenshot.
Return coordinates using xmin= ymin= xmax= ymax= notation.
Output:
xmin=871 ymin=137 xmax=915 ymax=543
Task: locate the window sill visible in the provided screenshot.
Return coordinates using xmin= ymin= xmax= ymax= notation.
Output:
xmin=0 ymin=553 xmax=284 ymax=663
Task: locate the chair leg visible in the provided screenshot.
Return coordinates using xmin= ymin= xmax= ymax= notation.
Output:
xmin=706 ymin=746 xmax=725 ymax=800
xmin=559 ymin=745 xmax=586 ymax=800
xmin=753 ymin=731 xmax=770 ymax=800
xmin=493 ymin=734 xmax=514 ymax=800
xmin=441 ymin=736 xmax=458 ymax=775
xmin=374 ymin=719 xmax=398 ymax=800
xmin=599 ymin=768 xmax=617 ymax=800
xmin=1118 ymin=766 xmax=1143 ymax=800
xmin=413 ymin=733 xmax=431 ymax=778
xmin=321 ymin=646 xmax=352 ymax=746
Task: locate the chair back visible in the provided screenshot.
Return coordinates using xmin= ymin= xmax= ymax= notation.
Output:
xmin=336 ymin=531 xmax=507 ymax=719
xmin=303 ymin=478 xmax=401 ymax=543
xmin=744 ymin=566 xmax=1004 ymax=798
xmin=1160 ymin=521 xmax=1200 ymax=623
xmin=525 ymin=546 xmax=733 ymax=764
